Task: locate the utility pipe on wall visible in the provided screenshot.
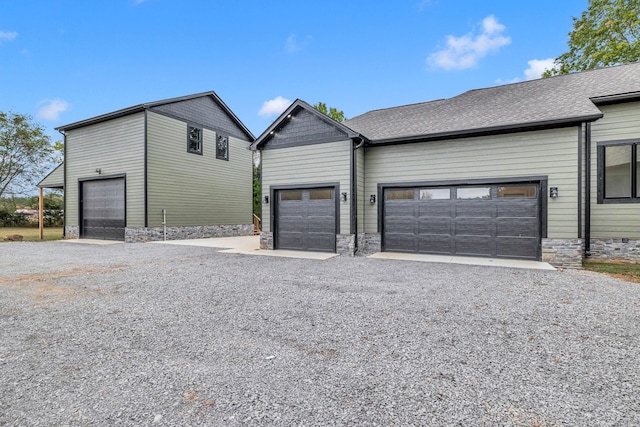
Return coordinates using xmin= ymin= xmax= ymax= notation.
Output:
xmin=162 ymin=209 xmax=167 ymax=241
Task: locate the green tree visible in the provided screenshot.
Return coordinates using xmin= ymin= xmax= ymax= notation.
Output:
xmin=312 ymin=102 xmax=346 ymax=122
xmin=0 ymin=111 xmax=54 ymax=198
xmin=544 ymin=0 xmax=640 ymax=76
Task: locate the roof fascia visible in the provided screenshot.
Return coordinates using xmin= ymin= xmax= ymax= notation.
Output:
xmin=590 ymin=91 xmax=640 ymax=105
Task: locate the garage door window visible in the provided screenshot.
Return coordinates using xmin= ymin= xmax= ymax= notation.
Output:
xmin=498 ymin=185 xmax=536 ymax=198
xmin=309 ymin=189 xmax=333 ymax=200
xmin=280 ymin=190 xmax=302 ymax=201
xmin=386 ymin=189 xmax=414 ymax=200
xmin=419 ymin=188 xmax=450 ymax=200
xmin=457 ymin=187 xmax=491 ymax=199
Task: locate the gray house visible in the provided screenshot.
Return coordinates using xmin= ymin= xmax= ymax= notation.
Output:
xmin=53 ymin=91 xmax=255 ymax=242
xmin=251 ymin=62 xmax=640 ymax=268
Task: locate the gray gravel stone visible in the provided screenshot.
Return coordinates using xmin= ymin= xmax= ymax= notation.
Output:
xmin=0 ymin=241 xmax=639 ymax=426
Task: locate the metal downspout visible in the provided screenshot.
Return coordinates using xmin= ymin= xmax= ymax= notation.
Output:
xmin=585 ymin=122 xmax=591 ymax=257
xmin=352 ymin=137 xmax=365 ymax=254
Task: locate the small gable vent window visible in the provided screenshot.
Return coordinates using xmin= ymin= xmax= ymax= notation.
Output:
xmin=188 ymin=126 xmax=203 ymax=155
xmin=598 ymin=140 xmax=640 ymax=203
xmin=217 ymin=134 xmax=229 ymax=161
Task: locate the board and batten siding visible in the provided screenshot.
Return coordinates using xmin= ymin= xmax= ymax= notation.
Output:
xmin=65 ymin=113 xmax=145 ymax=227
xmin=146 ymin=112 xmax=252 ymax=227
xmin=261 ymin=140 xmax=352 ymax=234
xmin=590 ymin=102 xmax=640 ymax=237
xmin=364 ymin=127 xmax=580 ymax=239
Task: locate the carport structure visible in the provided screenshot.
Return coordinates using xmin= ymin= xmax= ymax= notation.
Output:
xmin=36 ymin=163 xmax=64 ymax=240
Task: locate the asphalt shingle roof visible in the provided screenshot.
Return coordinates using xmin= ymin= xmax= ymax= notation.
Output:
xmin=344 ymin=62 xmax=640 ymax=143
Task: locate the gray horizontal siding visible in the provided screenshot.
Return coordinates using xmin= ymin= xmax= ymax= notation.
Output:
xmin=262 ymin=140 xmax=352 ymax=234
xmin=146 ymin=112 xmax=252 ymax=227
xmin=364 ymin=127 xmax=579 ymax=239
xmin=590 ymin=102 xmax=640 ymax=237
xmin=38 ymin=163 xmax=64 ymax=188
xmin=65 ymin=113 xmax=145 ymax=227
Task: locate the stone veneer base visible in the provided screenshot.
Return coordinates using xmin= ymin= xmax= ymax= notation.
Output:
xmin=588 ymin=238 xmax=640 ymax=263
xmin=542 ymin=238 xmax=583 ymax=269
xmin=125 ymin=224 xmax=253 ymax=243
xmin=64 ymin=224 xmax=253 ymax=242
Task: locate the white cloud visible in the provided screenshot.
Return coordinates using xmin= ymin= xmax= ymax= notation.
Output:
xmin=258 ymin=96 xmax=291 ymax=117
xmin=524 ymin=58 xmax=555 ymax=80
xmin=497 ymin=58 xmax=557 ymax=85
xmin=417 ymin=0 xmax=431 ymax=11
xmin=285 ymin=34 xmax=312 ymax=53
xmin=0 ymin=31 xmax=17 ymax=44
xmin=427 ymin=15 xmax=511 ymax=70
xmin=36 ymin=99 xmax=70 ymax=121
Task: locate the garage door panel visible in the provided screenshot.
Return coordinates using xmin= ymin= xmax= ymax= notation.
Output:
xmin=455 ymin=237 xmax=496 ymax=257
xmin=384 ymin=183 xmax=540 ymax=260
xmin=497 ymin=218 xmax=537 ymax=237
xmin=497 ymin=201 xmax=537 ymax=218
xmin=455 ymin=220 xmax=495 ymax=236
xmin=418 ymin=236 xmax=453 ymax=254
xmin=497 ymin=237 xmax=539 ymax=259
xmin=307 ymin=218 xmax=335 ymax=233
xmin=455 ymin=204 xmax=496 ymax=218
xmin=82 ymin=178 xmax=125 ymax=241
xmin=275 ymin=188 xmax=336 ymax=252
xmin=385 ymin=234 xmax=416 ymax=252
xmin=418 ymin=204 xmax=451 ymax=217
xmin=418 ymin=219 xmax=451 ymax=235
xmin=385 ymin=203 xmax=415 ymax=217
xmin=386 ymin=217 xmax=415 ymax=234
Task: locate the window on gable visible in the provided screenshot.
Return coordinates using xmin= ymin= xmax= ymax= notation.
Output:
xmin=188 ymin=126 xmax=202 ymax=155
xmin=216 ymin=134 xmax=229 ymax=161
xmin=598 ymin=141 xmax=640 ymax=203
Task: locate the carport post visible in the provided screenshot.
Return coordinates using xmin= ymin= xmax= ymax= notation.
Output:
xmin=38 ymin=187 xmax=44 ymax=240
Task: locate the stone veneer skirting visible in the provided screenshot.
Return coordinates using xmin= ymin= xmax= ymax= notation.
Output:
xmin=64 ymin=224 xmax=253 ymax=242
xmin=542 ymin=238 xmax=583 ymax=269
xmin=588 ymin=238 xmax=640 ymax=263
xmin=64 ymin=226 xmax=79 ymax=239
xmin=125 ymin=224 xmax=253 ymax=243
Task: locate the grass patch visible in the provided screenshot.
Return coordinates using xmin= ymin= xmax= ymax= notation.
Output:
xmin=0 ymin=227 xmax=64 ymax=242
xmin=583 ymin=261 xmax=640 ymax=283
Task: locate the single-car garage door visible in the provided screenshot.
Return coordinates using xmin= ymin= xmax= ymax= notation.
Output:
xmin=383 ymin=183 xmax=540 ymax=260
xmin=275 ymin=187 xmax=336 ymax=252
xmin=81 ymin=178 xmax=125 ymax=241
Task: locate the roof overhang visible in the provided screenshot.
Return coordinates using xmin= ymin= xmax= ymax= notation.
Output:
xmin=590 ymin=91 xmax=640 ymax=105
xmin=56 ymin=91 xmax=255 ymax=140
xmin=365 ymin=114 xmax=604 ymax=147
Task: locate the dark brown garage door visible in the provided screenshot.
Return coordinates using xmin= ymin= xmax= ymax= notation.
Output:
xmin=81 ymin=178 xmax=125 ymax=241
xmin=383 ymin=184 xmax=540 ymax=260
xmin=275 ymin=188 xmax=336 ymax=252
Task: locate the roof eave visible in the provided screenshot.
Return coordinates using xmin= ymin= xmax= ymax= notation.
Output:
xmin=366 ymin=114 xmax=604 ymax=146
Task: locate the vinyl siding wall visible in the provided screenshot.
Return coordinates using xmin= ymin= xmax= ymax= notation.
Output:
xmin=65 ymin=113 xmax=145 ymax=227
xmin=146 ymin=112 xmax=252 ymax=227
xmin=590 ymin=102 xmax=640 ymax=237
xmin=364 ymin=127 xmax=580 ymax=239
xmin=262 ymin=140 xmax=352 ymax=234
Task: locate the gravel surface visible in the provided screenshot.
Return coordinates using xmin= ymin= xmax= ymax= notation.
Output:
xmin=1 ymin=241 xmax=639 ymax=426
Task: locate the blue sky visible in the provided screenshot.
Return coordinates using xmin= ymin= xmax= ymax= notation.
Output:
xmin=0 ymin=0 xmax=588 ymax=142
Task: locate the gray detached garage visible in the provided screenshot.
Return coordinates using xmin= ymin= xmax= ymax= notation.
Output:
xmin=80 ymin=177 xmax=126 ymax=240
xmin=274 ymin=187 xmax=337 ymax=252
xmin=382 ymin=182 xmax=543 ymax=260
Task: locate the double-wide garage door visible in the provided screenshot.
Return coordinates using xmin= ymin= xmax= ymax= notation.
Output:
xmin=81 ymin=178 xmax=125 ymax=241
xmin=383 ymin=183 xmax=540 ymax=260
xmin=275 ymin=188 xmax=336 ymax=252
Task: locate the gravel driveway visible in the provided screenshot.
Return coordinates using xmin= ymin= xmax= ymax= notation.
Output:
xmin=1 ymin=241 xmax=639 ymax=426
